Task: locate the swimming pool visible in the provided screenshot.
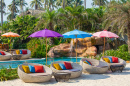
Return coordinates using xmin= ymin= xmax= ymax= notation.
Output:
xmin=0 ymin=57 xmax=82 ymax=69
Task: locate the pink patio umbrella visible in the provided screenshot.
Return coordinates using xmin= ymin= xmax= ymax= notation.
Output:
xmin=28 ymin=28 xmax=63 ymax=65
xmin=93 ymin=30 xmax=119 ymax=58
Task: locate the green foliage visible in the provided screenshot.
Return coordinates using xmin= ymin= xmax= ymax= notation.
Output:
xmin=99 ymin=44 xmax=130 ymax=61
xmin=0 ymin=67 xmax=18 ymax=81
xmin=118 ymin=44 xmax=128 ymax=52
xmin=1 ymin=15 xmax=39 ymax=49
xmin=27 ymin=38 xmax=53 ymax=58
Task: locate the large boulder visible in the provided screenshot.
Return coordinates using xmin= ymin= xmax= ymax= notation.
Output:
xmin=47 ymin=37 xmax=108 ymax=57
xmin=48 ymin=43 xmax=97 ymax=57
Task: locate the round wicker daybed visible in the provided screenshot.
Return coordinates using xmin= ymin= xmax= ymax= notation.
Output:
xmin=0 ymin=51 xmax=11 ymax=61
xmin=50 ymin=61 xmax=83 ymax=79
xmin=13 ymin=49 xmax=31 ymax=60
xmin=100 ymin=56 xmax=126 ymax=69
xmin=18 ymin=63 xmax=52 ymax=83
xmin=80 ymin=58 xmax=109 ymax=74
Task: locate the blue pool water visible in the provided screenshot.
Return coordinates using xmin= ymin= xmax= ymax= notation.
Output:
xmin=0 ymin=57 xmax=82 ymax=69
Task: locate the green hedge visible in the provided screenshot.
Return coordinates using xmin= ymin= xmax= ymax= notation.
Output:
xmin=99 ymin=44 xmax=130 ymax=61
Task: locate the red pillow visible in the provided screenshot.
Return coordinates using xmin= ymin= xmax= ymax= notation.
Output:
xmin=34 ymin=65 xmax=44 ymax=73
xmin=22 ymin=50 xmax=27 ymax=54
xmin=0 ymin=51 xmax=5 ymax=55
xmin=112 ymin=57 xmax=118 ymax=63
xmin=64 ymin=62 xmax=73 ymax=69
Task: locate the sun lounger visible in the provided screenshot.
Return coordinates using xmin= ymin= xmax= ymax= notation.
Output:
xmin=80 ymin=58 xmax=109 ymax=74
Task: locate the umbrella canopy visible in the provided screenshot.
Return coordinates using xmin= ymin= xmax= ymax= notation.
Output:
xmin=1 ymin=32 xmax=20 ymax=54
xmin=2 ymin=32 xmax=20 ymax=37
xmin=29 ymin=28 xmax=63 ymax=38
xmin=63 ymin=29 xmax=92 ymax=39
xmin=93 ymin=30 xmax=119 ymax=58
xmin=28 ymin=28 xmax=63 ymax=65
xmin=93 ymin=30 xmax=119 ymax=38
xmin=63 ymin=29 xmax=92 ymax=62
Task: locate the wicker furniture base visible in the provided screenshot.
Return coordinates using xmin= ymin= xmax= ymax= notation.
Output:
xmin=54 ymin=72 xmax=71 ymax=82
xmin=12 ymin=55 xmax=22 ymax=60
xmin=110 ymin=65 xmax=124 ymax=72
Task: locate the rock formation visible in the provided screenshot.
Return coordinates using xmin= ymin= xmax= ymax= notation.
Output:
xmin=48 ymin=37 xmax=110 ymax=57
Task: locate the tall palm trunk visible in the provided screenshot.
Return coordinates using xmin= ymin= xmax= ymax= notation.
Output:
xmin=84 ymin=0 xmax=86 ymax=8
xmin=20 ymin=0 xmax=23 ymax=13
xmin=35 ymin=4 xmax=38 ymax=9
xmin=128 ymin=22 xmax=130 ymax=53
xmin=44 ymin=0 xmax=46 ymax=9
xmin=1 ymin=0 xmax=3 ymax=33
xmin=12 ymin=0 xmax=15 ymax=19
xmin=62 ymin=0 xmax=65 ymax=9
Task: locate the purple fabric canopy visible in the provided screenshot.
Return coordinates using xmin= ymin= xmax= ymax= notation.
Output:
xmin=28 ymin=28 xmax=63 ymax=38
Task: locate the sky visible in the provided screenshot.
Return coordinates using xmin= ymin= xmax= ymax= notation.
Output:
xmin=1 ymin=0 xmax=93 ymax=21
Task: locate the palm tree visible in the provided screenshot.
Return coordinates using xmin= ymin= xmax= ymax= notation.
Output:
xmin=84 ymin=0 xmax=86 ymax=8
xmin=55 ymin=0 xmax=74 ymax=8
xmin=58 ymin=6 xmax=85 ymax=30
xmin=73 ymin=0 xmax=83 ymax=7
xmin=30 ymin=0 xmax=43 ymax=10
xmin=92 ymin=0 xmax=108 ymax=6
xmin=103 ymin=1 xmax=130 ymax=53
xmin=36 ymin=9 xmax=57 ymax=45
xmin=0 ymin=0 xmax=6 ymax=32
xmin=16 ymin=0 xmax=27 ymax=13
xmin=7 ymin=1 xmax=19 ymax=20
xmin=13 ymin=0 xmax=15 ymax=19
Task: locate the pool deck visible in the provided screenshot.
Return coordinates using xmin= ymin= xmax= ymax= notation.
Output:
xmin=1 ymin=63 xmax=130 ymax=86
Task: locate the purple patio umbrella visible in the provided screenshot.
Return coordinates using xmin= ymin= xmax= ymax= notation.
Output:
xmin=29 ymin=28 xmax=63 ymax=65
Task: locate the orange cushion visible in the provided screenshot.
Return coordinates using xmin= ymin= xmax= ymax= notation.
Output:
xmin=34 ymin=65 xmax=44 ymax=73
xmin=64 ymin=62 xmax=73 ymax=69
xmin=112 ymin=57 xmax=118 ymax=63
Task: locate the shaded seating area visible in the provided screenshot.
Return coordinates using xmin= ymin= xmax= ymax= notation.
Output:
xmin=80 ymin=58 xmax=109 ymax=74
xmin=12 ymin=49 xmax=31 ymax=60
xmin=100 ymin=56 xmax=126 ymax=69
xmin=51 ymin=61 xmax=83 ymax=78
xmin=0 ymin=51 xmax=11 ymax=61
xmin=18 ymin=63 xmax=52 ymax=83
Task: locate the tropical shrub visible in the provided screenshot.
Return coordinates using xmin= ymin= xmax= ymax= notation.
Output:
xmin=0 ymin=67 xmax=18 ymax=81
xmin=99 ymin=44 xmax=130 ymax=61
xmin=27 ymin=38 xmax=53 ymax=58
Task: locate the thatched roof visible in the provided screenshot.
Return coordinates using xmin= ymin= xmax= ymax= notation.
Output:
xmin=19 ymin=9 xmax=45 ymax=18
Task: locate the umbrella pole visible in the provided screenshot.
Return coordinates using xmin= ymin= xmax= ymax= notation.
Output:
xmin=76 ymin=35 xmax=77 ymax=62
xmin=46 ymin=37 xmax=47 ymax=65
xmin=10 ymin=37 xmax=11 ymax=54
xmin=103 ymin=37 xmax=105 ymax=58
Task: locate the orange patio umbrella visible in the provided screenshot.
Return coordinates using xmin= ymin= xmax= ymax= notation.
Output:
xmin=1 ymin=32 xmax=20 ymax=53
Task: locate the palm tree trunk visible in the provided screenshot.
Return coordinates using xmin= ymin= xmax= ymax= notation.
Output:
xmin=1 ymin=0 xmax=3 ymax=33
xmin=62 ymin=0 xmax=65 ymax=9
xmin=35 ymin=4 xmax=38 ymax=9
xmin=12 ymin=0 xmax=15 ymax=19
xmin=44 ymin=0 xmax=46 ymax=9
xmin=128 ymin=22 xmax=130 ymax=53
xmin=84 ymin=0 xmax=86 ymax=8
